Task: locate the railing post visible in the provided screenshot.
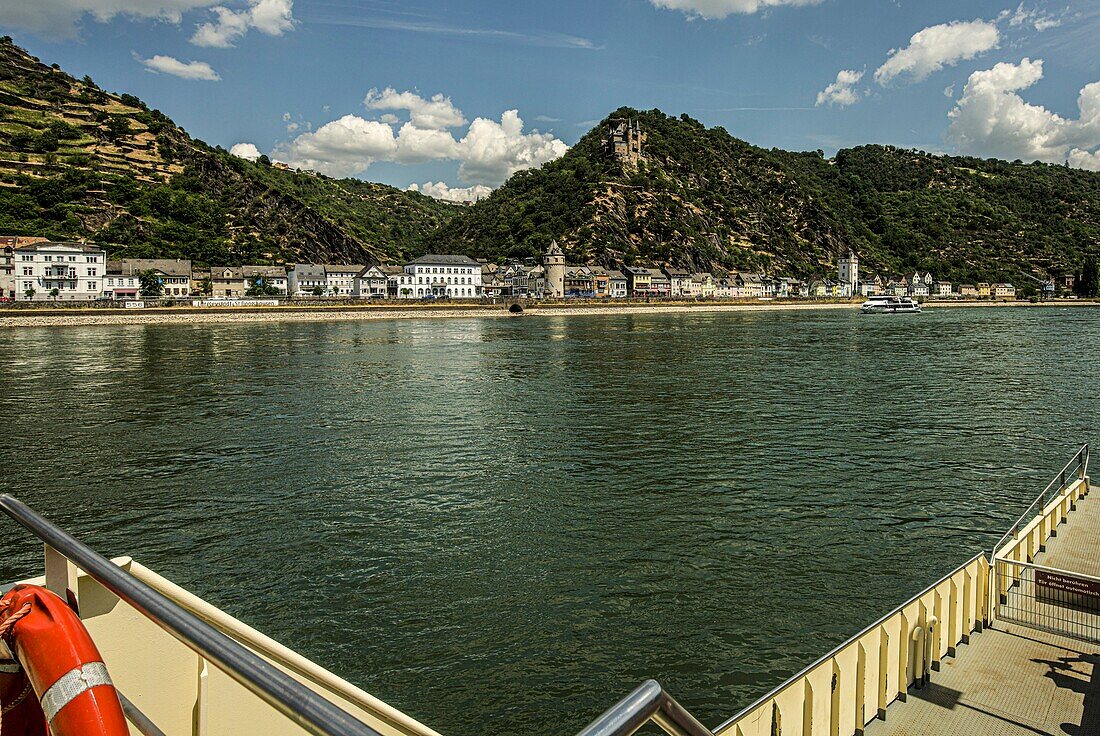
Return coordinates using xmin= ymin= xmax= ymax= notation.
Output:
xmin=44 ymin=543 xmax=79 ymax=608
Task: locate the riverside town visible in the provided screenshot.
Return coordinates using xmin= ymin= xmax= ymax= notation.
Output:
xmin=1 ymin=236 xmax=1041 ymax=305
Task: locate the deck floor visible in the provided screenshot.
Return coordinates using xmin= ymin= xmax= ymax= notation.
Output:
xmin=863 ymin=485 xmax=1100 ymax=736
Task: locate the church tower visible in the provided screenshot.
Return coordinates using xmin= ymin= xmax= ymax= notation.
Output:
xmin=544 ymin=240 xmax=565 ymax=298
xmin=839 ymin=248 xmax=859 ymax=296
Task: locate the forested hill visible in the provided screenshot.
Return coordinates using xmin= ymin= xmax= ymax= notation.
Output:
xmin=3 ymin=34 xmax=1099 ymax=279
xmin=435 ymin=108 xmax=1100 ymax=282
xmin=0 ymin=37 xmax=455 ymax=266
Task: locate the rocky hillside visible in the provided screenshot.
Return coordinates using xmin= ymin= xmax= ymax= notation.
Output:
xmin=436 ymin=108 xmax=1100 ymax=281
xmin=0 ymin=37 xmax=455 ymax=266
xmin=4 ymin=36 xmax=1099 ymax=280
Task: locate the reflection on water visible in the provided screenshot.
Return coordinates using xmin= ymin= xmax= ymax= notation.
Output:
xmin=1 ymin=307 xmax=1099 ymax=736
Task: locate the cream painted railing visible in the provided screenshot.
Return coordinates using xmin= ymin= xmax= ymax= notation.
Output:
xmin=992 ymin=444 xmax=1090 ymax=600
xmin=711 ymin=552 xmax=990 ymax=736
xmin=67 ymin=559 xmax=445 ymax=736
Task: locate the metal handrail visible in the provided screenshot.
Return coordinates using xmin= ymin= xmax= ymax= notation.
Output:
xmin=0 ymin=494 xmax=382 ymax=736
xmin=991 ymin=445 xmax=1090 ymax=557
xmin=575 ymin=680 xmax=715 ymax=736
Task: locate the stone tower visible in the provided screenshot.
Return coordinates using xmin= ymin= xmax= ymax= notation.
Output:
xmin=605 ymin=119 xmax=646 ymax=166
xmin=544 ymin=240 xmax=565 ymax=298
xmin=839 ymin=248 xmax=859 ymax=296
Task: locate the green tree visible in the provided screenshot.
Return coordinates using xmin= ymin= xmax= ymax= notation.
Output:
xmin=311 ymin=285 xmax=324 ymax=296
xmin=139 ymin=271 xmax=164 ymax=297
xmin=1078 ymin=257 xmax=1100 ymax=298
xmin=49 ymin=288 xmax=59 ymax=300
xmin=24 ymin=288 xmax=35 ymax=299
xmin=246 ymin=276 xmax=279 ymax=296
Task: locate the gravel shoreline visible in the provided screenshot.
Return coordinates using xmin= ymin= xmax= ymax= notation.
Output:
xmin=0 ymin=299 xmax=1095 ymax=329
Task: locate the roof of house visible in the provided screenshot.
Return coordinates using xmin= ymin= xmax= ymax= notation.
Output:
xmin=379 ymin=264 xmax=405 ymax=276
xmin=239 ymin=266 xmax=287 ymax=279
xmin=663 ymin=266 xmax=691 ymax=277
xmin=607 ymin=270 xmax=626 ymax=280
xmin=14 ymin=241 xmax=102 ymax=253
xmin=408 ymin=254 xmax=481 ymax=266
xmin=109 ymin=258 xmax=192 ymax=278
xmin=624 ymin=266 xmax=653 ymax=276
xmin=291 ymin=264 xmax=327 ymax=280
xmin=355 ymin=265 xmax=387 ymax=278
xmin=324 ymin=264 xmax=364 ymax=275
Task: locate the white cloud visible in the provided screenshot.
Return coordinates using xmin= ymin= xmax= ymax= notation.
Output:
xmin=944 ymin=84 xmax=956 ymax=98
xmin=816 ymin=69 xmax=863 ymax=107
xmin=139 ymin=54 xmax=221 ymax=80
xmin=364 ymin=88 xmax=466 ymax=130
xmin=230 ymin=142 xmax=262 ymax=160
xmin=394 ymin=123 xmax=460 ymax=163
xmin=277 ymin=114 xmax=397 ymax=177
xmin=408 ymin=181 xmax=493 ymax=203
xmin=648 ymin=0 xmax=822 ymax=21
xmin=875 ymin=20 xmax=1000 ymax=85
xmin=456 ymin=110 xmax=568 ymax=184
xmin=947 ymin=58 xmax=1100 ymax=168
xmin=1001 ymin=3 xmax=1062 ymax=32
xmin=191 ymin=0 xmax=294 ymax=47
xmin=275 ymin=93 xmax=567 ymax=186
xmin=2 ymin=0 xmax=225 ymax=39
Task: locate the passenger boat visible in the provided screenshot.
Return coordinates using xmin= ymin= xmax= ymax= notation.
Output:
xmin=0 ymin=444 xmax=1094 ymax=736
xmin=860 ymin=295 xmax=922 ymax=314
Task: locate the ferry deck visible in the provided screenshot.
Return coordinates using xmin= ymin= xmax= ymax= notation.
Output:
xmin=1 ymin=446 xmax=1096 ymax=736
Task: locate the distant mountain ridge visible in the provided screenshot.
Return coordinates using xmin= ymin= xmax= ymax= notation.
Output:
xmin=2 ymin=37 xmax=1099 ymax=281
xmin=436 ymin=108 xmax=1100 ymax=282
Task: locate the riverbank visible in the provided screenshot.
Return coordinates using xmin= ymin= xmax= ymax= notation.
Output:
xmin=0 ymin=298 xmax=1097 ymax=329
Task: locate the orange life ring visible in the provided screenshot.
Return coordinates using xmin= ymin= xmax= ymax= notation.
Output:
xmin=0 ymin=585 xmax=128 ymax=736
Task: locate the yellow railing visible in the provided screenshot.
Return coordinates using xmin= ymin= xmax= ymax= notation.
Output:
xmin=993 ymin=475 xmax=1090 ymax=606
xmin=23 ymin=557 xmax=442 ymax=736
xmin=713 ymin=553 xmax=990 ymax=736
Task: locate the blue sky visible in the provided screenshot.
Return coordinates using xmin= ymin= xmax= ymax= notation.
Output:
xmin=4 ymin=0 xmax=1100 ymax=200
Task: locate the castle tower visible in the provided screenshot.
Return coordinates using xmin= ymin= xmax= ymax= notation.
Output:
xmin=544 ymin=240 xmax=565 ymax=298
xmin=839 ymin=248 xmax=859 ymax=296
xmin=605 ymin=119 xmax=646 ymax=166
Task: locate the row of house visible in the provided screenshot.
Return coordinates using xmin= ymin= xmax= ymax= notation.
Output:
xmin=0 ymin=238 xmax=1019 ymax=303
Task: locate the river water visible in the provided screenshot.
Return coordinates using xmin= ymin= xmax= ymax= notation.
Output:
xmin=1 ymin=307 xmax=1099 ymax=735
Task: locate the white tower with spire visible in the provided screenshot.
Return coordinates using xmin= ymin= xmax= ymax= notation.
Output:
xmin=839 ymin=248 xmax=859 ymax=297
xmin=544 ymin=240 xmax=565 ymax=298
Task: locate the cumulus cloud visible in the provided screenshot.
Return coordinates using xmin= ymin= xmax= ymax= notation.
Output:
xmin=648 ymin=0 xmax=823 ymax=21
xmin=230 ymin=142 xmax=262 ymax=160
xmin=947 ymin=58 xmax=1100 ymax=169
xmin=191 ymin=0 xmax=294 ymax=47
xmin=456 ymin=110 xmax=568 ymax=184
xmin=875 ymin=20 xmax=1000 ymax=85
xmin=139 ymin=54 xmax=221 ymax=80
xmin=408 ymin=182 xmax=493 ymax=203
xmin=816 ymin=70 xmax=864 ymax=107
xmin=3 ymin=0 xmax=222 ymax=39
xmin=364 ymin=88 xmax=466 ymax=130
xmin=275 ymin=91 xmax=568 ymax=186
xmin=277 ymin=114 xmax=397 ymax=177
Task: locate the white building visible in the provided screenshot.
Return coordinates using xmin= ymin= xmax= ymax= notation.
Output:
xmin=396 ymin=254 xmax=483 ymax=299
xmin=239 ymin=266 xmax=288 ymax=295
xmin=288 ymin=264 xmax=328 ymax=296
xmin=354 ymin=266 xmax=388 ymax=298
xmin=13 ymin=242 xmax=105 ymax=301
xmin=325 ymin=264 xmax=363 ymax=297
xmin=107 ymin=258 xmax=192 ymax=298
xmin=932 ymin=281 xmax=952 ymax=298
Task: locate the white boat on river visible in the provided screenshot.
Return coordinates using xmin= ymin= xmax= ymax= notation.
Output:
xmin=860 ymin=295 xmax=922 ymax=314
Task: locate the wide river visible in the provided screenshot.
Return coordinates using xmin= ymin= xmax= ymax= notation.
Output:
xmin=2 ymin=306 xmax=1099 ymax=735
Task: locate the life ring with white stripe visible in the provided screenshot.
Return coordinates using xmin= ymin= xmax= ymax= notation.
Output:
xmin=0 ymin=585 xmax=128 ymax=736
